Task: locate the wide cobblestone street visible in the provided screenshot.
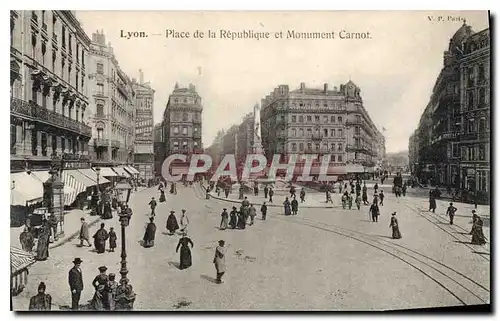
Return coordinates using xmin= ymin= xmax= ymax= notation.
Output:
xmin=12 ymin=184 xmax=490 ymax=311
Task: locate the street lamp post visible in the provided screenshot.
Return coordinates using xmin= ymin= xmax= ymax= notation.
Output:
xmin=96 ymin=167 xmax=101 ymax=200
xmin=116 ymin=182 xmax=135 ymax=310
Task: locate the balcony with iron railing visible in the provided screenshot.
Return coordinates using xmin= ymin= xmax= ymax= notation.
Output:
xmin=11 ymin=97 xmax=92 ymax=137
xmin=94 ymin=138 xmax=110 ymax=147
xmin=431 ymin=131 xmax=458 ymax=145
xmin=111 ymin=140 xmax=121 ymax=148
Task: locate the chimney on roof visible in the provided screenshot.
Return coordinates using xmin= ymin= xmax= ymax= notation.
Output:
xmin=324 ymin=83 xmax=328 ymax=93
xmin=139 ymin=69 xmax=144 ymax=85
xmin=189 ymin=83 xmax=196 ymax=92
xmin=300 ymin=82 xmax=306 ymax=91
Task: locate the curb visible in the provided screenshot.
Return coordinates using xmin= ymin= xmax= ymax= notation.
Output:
xmin=49 ymin=215 xmax=102 ymax=250
xmin=208 ymin=193 xmax=341 ymax=209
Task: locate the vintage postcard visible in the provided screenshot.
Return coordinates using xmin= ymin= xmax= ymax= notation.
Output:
xmin=10 ymin=10 xmax=490 ymax=311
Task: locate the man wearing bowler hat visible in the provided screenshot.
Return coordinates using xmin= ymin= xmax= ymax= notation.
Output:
xmin=68 ymin=258 xmax=84 ymax=310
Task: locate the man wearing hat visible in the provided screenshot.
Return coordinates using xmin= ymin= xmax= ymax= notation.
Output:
xmin=149 ymin=197 xmax=157 ymax=216
xmin=68 ymin=258 xmax=84 ymax=310
xmin=29 ymin=282 xmax=52 ymax=310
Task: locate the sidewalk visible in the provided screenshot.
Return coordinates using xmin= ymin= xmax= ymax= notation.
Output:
xmin=10 ymin=186 xmax=150 ymax=251
xmin=10 ymin=208 xmax=102 ymax=251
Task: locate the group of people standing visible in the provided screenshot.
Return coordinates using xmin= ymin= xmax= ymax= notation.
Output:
xmin=66 ymin=258 xmax=135 ymax=311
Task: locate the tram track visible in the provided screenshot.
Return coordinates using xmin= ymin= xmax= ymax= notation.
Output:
xmin=400 ymin=201 xmax=490 ymax=262
xmin=193 ymin=184 xmax=490 ymax=306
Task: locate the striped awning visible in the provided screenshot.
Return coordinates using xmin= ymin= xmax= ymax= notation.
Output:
xmin=94 ymin=167 xmax=118 ymax=177
xmin=113 ymin=166 xmax=131 ymax=178
xmin=125 ymin=165 xmax=140 ymax=175
xmin=11 ymin=247 xmax=35 ymax=274
xmin=78 ymin=168 xmax=110 ymax=185
xmin=10 ymin=172 xmax=44 ymax=206
xmin=61 ymin=171 xmax=86 ymax=206
xmin=66 ymin=169 xmax=96 ymax=188
xmin=30 ymin=171 xmax=76 ymax=198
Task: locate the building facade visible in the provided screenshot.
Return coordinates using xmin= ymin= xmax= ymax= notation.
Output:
xmin=458 ymin=27 xmax=490 ymax=196
xmin=132 ymin=70 xmax=155 ymax=181
xmin=260 ymin=82 xmax=385 ymax=168
xmin=162 ymin=83 xmax=203 ymax=155
xmin=10 ymin=10 xmax=92 ymax=172
xmin=409 ymin=23 xmax=490 ymax=202
xmin=236 ymin=112 xmax=254 ymax=163
xmin=153 ymin=123 xmax=165 ymax=177
xmin=88 ymin=30 xmax=136 ymax=166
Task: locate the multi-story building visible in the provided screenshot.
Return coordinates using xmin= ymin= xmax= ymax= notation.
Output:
xmin=409 ymin=23 xmax=490 ymax=202
xmin=132 ymin=69 xmax=155 ymax=181
xmin=88 ymin=30 xmax=136 ymax=165
xmin=153 ymin=123 xmax=165 ymax=178
xmin=162 ymin=83 xmax=203 ymax=155
xmin=236 ymin=112 xmax=254 ymax=163
xmin=205 ymin=129 xmax=225 ymax=171
xmin=261 ymin=82 xmax=385 ymax=168
xmin=10 ymin=10 xmax=92 ymax=172
xmin=221 ymin=125 xmax=239 ymax=157
xmin=408 ymin=132 xmax=419 ymax=174
xmin=458 ymin=27 xmax=490 ymax=196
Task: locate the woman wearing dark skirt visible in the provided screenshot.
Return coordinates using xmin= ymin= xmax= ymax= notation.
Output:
xmin=229 ymin=207 xmax=237 ymax=229
xmin=389 ymin=212 xmax=402 ymax=239
xmin=159 ymin=190 xmax=166 ymax=203
xmin=166 ymin=211 xmax=179 ymax=235
xmin=471 ymin=216 xmax=487 ymax=245
xmin=143 ymin=217 xmax=157 ymax=248
xmin=35 ymin=220 xmax=51 ymax=261
xmin=176 ymin=233 xmax=194 ymax=269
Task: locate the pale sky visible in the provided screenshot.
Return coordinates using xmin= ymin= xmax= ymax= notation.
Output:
xmin=76 ymin=10 xmax=489 ymax=153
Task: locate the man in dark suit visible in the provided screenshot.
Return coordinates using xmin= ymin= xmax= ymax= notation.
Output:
xmin=68 ymin=258 xmax=83 ymax=310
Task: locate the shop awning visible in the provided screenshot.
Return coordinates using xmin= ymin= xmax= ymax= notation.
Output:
xmin=66 ymin=169 xmax=96 ymax=188
xmin=10 ymin=172 xmax=44 ymax=206
xmin=30 ymin=171 xmax=76 ymax=199
xmin=113 ymin=166 xmax=131 ymax=178
xmin=61 ymin=171 xmax=86 ymax=206
xmin=125 ymin=165 xmax=140 ymax=175
xmin=11 ymin=247 xmax=35 ymax=274
xmin=78 ymin=168 xmax=110 ymax=185
xmin=93 ymin=167 xmax=118 ymax=177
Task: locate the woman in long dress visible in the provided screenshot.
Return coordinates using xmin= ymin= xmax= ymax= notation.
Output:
xmin=20 ymin=226 xmax=34 ymax=252
xmin=159 ymin=190 xmax=166 ymax=203
xmin=143 ymin=217 xmax=157 ymax=248
xmin=179 ymin=210 xmax=189 ymax=233
xmin=236 ymin=208 xmax=246 ymax=229
xmin=35 ymin=219 xmax=51 ymax=261
xmin=166 ymin=211 xmax=179 ymax=235
xmin=229 ymin=207 xmax=237 ymax=229
xmin=176 ymin=233 xmax=194 ymax=269
xmin=213 ymin=240 xmax=226 ymax=284
xmin=220 ymin=208 xmax=229 ymax=230
xmin=389 ymin=212 xmax=402 ymax=239
xmin=283 ymin=197 xmax=291 ymax=216
xmin=471 ymin=216 xmax=487 ymax=245
xmin=91 ymin=266 xmax=109 ymax=311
